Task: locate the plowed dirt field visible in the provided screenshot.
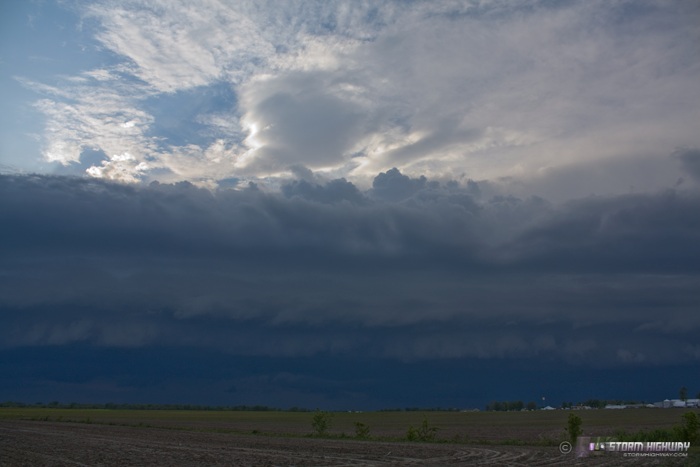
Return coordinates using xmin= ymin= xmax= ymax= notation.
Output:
xmin=0 ymin=420 xmax=691 ymax=466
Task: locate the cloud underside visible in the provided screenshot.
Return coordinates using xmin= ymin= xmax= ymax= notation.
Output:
xmin=26 ymin=0 xmax=700 ymax=192
xmin=2 ymin=172 xmax=699 ymax=365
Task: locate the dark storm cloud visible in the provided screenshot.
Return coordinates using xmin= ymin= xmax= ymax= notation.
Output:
xmin=501 ymin=191 xmax=700 ymax=272
xmin=1 ymin=171 xmax=699 ymax=366
xmin=282 ymin=178 xmax=367 ymax=205
xmin=371 ymin=168 xmax=428 ymax=201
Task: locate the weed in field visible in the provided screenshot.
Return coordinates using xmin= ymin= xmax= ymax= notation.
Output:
xmin=565 ymin=413 xmax=582 ymax=444
xmin=679 ymin=412 xmax=698 ymax=443
xmin=354 ymin=421 xmax=370 ymax=439
xmin=311 ymin=410 xmax=333 ymax=437
xmin=406 ymin=418 xmax=438 ymax=442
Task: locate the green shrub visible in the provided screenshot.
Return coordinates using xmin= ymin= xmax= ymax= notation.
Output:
xmin=565 ymin=413 xmax=582 ymax=444
xmin=311 ymin=410 xmax=333 ymax=436
xmin=679 ymin=412 xmax=698 ymax=443
xmin=406 ymin=418 xmax=438 ymax=442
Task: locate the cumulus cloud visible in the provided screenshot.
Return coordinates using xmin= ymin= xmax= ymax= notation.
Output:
xmin=235 ymin=72 xmax=367 ymax=174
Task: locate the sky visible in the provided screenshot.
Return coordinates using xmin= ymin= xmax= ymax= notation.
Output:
xmin=1 ymin=0 xmax=699 ymax=410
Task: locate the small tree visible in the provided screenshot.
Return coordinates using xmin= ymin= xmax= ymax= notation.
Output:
xmin=311 ymin=410 xmax=333 ymax=437
xmin=679 ymin=386 xmax=688 ymax=401
xmin=566 ymin=413 xmax=583 ymax=444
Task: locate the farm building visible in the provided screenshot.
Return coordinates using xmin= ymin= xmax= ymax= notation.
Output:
xmin=652 ymin=399 xmax=699 ymax=408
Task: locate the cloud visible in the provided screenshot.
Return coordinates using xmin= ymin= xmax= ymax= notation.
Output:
xmin=282 ymin=177 xmax=366 ymax=205
xmin=20 ymin=72 xmax=158 ymax=179
xmin=15 ymin=1 xmax=698 ymax=193
xmin=1 ymin=171 xmax=699 ymax=365
xmin=370 ymin=168 xmax=433 ymax=201
xmin=235 ymin=72 xmax=367 ymax=174
xmin=676 ymin=148 xmax=700 ymax=183
xmin=85 ymin=0 xmax=270 ymax=92
xmin=5 ymin=0 xmax=700 ymax=405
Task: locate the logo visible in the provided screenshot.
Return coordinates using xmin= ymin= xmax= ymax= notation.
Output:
xmin=574 ymin=437 xmax=691 ymax=458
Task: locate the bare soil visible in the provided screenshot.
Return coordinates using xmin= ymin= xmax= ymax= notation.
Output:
xmin=0 ymin=420 xmax=692 ymax=466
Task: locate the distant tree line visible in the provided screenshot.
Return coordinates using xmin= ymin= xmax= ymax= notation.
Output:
xmin=0 ymin=401 xmax=312 ymax=412
xmin=0 ymin=402 xmax=482 ymax=414
xmin=5 ymin=390 xmax=697 ymax=412
xmin=485 ymin=401 xmax=538 ymax=411
xmin=379 ymin=407 xmax=462 ymax=412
